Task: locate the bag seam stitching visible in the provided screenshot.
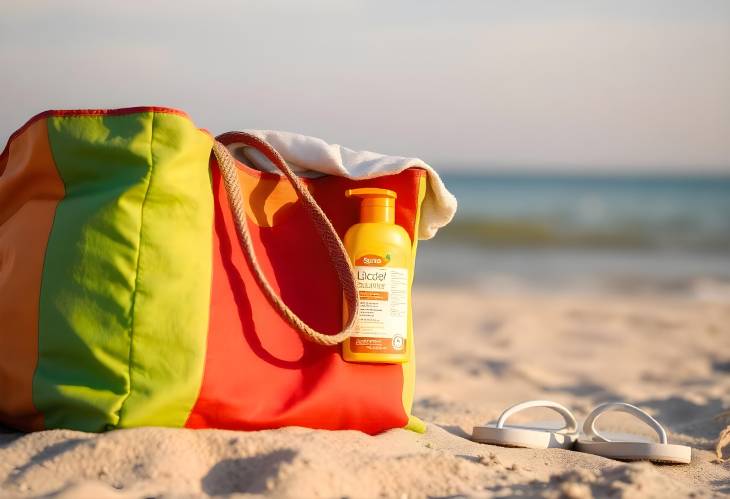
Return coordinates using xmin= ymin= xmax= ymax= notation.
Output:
xmin=116 ymin=112 xmax=156 ymax=428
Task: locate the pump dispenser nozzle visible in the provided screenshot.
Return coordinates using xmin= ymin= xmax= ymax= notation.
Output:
xmin=345 ymin=188 xmax=397 ymax=224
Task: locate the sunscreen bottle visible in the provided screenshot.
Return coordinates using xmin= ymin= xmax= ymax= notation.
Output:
xmin=343 ymin=188 xmax=411 ymax=363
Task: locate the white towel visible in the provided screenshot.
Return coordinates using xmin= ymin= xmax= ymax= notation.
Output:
xmin=225 ymin=130 xmax=457 ymax=240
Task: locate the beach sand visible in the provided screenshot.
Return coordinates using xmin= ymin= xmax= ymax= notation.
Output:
xmin=1 ymin=287 xmax=728 ymax=498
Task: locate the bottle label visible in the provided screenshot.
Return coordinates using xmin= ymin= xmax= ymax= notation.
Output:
xmin=349 ymin=254 xmax=408 ymax=354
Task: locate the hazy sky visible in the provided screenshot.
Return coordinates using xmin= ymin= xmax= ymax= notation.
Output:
xmin=2 ymin=1 xmax=729 ymax=172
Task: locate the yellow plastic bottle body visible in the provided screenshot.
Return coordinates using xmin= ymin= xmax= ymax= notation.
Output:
xmin=343 ymin=222 xmax=412 ymax=363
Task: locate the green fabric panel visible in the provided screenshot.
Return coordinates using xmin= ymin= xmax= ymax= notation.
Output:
xmin=36 ymin=113 xmax=152 ymax=431
xmin=116 ymin=113 xmax=213 ymax=428
xmin=35 ymin=112 xmax=213 ymax=431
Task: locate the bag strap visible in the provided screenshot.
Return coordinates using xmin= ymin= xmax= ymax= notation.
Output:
xmin=211 ymin=132 xmax=359 ymax=346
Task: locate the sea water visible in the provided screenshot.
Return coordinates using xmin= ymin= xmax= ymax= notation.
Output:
xmin=416 ymin=174 xmax=730 ymax=296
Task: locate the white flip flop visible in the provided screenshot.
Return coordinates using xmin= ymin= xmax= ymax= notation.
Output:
xmin=575 ymin=402 xmax=691 ymax=464
xmin=471 ymin=400 xmax=579 ymax=449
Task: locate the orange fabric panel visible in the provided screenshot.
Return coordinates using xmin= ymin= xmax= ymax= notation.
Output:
xmin=185 ymin=156 xmax=424 ymax=434
xmin=241 ymin=173 xmax=299 ymax=227
xmin=0 ymin=119 xmax=65 ymax=430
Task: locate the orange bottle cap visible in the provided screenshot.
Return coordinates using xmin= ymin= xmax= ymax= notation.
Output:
xmin=346 ymin=188 xmax=397 ymax=223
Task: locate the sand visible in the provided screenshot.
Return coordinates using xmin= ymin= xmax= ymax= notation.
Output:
xmin=1 ymin=286 xmax=729 ymax=498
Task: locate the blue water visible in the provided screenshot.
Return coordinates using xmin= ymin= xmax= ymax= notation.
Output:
xmin=439 ymin=174 xmax=730 ymax=251
xmin=416 ymin=174 xmax=730 ymax=292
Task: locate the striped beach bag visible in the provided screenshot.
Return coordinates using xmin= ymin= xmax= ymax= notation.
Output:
xmin=0 ymin=107 xmax=427 ymax=434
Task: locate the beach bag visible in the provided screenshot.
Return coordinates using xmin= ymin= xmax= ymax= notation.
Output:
xmin=0 ymin=107 xmax=427 ymax=434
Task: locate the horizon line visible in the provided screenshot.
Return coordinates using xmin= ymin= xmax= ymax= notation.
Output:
xmin=428 ymin=163 xmax=730 ymax=176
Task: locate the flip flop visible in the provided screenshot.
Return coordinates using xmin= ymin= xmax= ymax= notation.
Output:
xmin=471 ymin=400 xmax=579 ymax=449
xmin=575 ymin=402 xmax=691 ymax=464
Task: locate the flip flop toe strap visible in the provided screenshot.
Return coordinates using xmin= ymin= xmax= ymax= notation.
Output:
xmin=582 ymin=402 xmax=667 ymax=444
xmin=496 ymin=400 xmax=578 ymax=433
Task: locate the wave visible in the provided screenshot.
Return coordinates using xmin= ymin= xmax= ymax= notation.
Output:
xmin=436 ymin=216 xmax=730 ymax=251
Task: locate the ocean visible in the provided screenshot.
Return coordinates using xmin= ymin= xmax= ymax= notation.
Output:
xmin=415 ymin=174 xmax=730 ymax=295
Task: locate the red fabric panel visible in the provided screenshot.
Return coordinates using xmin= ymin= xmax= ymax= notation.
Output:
xmin=185 ymin=158 xmax=424 ymax=434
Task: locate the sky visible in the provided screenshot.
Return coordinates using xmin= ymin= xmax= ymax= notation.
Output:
xmin=1 ymin=1 xmax=729 ymax=173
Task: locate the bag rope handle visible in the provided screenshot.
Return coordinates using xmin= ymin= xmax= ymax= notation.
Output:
xmin=211 ymin=132 xmax=359 ymax=346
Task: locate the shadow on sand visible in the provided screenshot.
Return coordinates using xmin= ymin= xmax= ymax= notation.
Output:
xmin=201 ymin=448 xmax=298 ymax=496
